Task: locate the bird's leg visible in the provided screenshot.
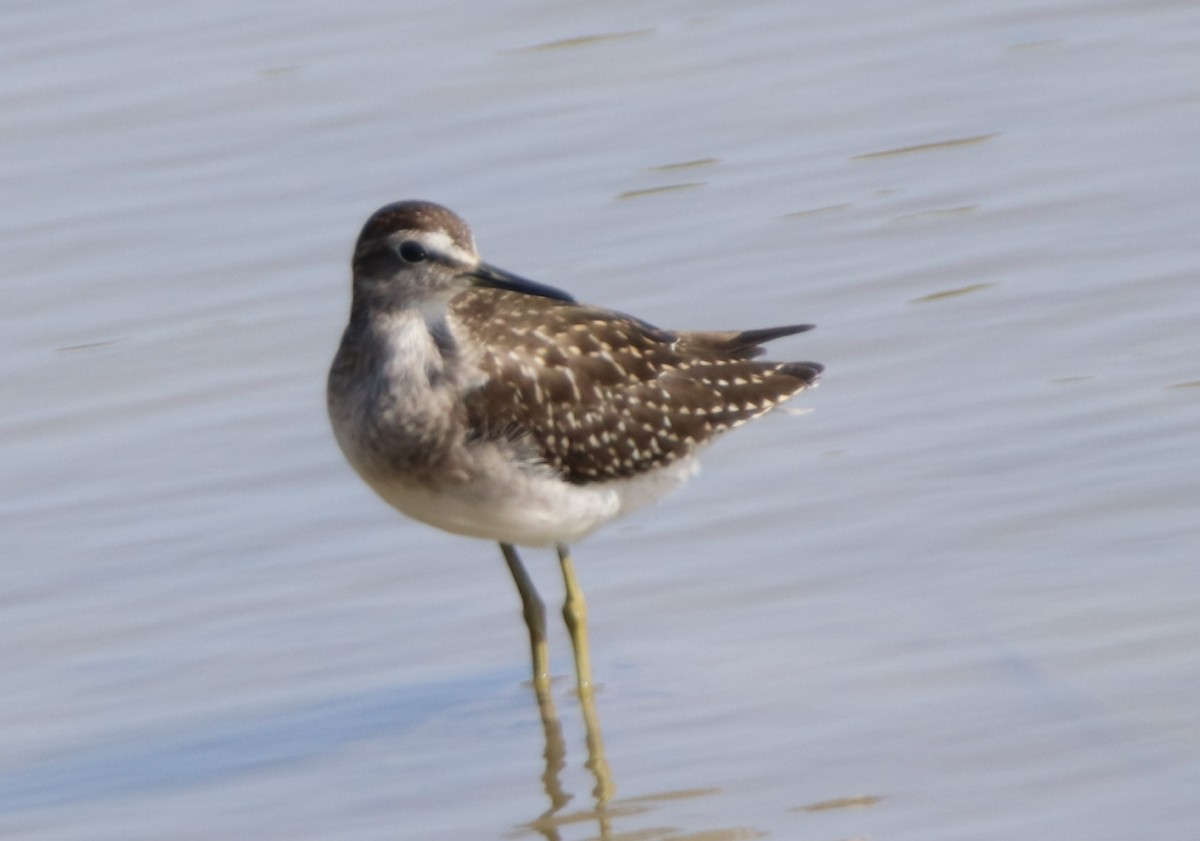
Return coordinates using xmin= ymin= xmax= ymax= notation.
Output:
xmin=556 ymin=545 xmax=615 ymax=809
xmin=556 ymin=544 xmax=595 ymax=695
xmin=500 ymin=542 xmax=551 ymax=691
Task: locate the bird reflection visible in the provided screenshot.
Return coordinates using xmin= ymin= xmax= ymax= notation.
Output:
xmin=522 ymin=676 xmax=614 ymax=840
xmin=512 ymin=676 xmax=771 ymax=841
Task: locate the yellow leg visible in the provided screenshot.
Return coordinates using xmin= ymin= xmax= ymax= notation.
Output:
xmin=556 ymin=545 xmax=614 ymax=807
xmin=557 ymin=544 xmax=594 ymax=695
xmin=500 ymin=543 xmax=551 ymax=691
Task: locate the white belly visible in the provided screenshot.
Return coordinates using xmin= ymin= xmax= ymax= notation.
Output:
xmin=359 ymin=452 xmax=700 ymax=548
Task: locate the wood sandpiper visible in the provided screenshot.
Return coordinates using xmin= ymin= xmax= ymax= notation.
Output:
xmin=327 ymin=200 xmax=823 ymax=695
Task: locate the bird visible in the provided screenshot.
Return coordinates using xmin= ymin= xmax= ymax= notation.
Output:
xmin=327 ymin=200 xmax=823 ymax=695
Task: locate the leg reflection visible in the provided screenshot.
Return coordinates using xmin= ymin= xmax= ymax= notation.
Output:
xmin=524 ymin=675 xmax=617 ymax=840
xmin=532 ymin=678 xmax=570 ymax=830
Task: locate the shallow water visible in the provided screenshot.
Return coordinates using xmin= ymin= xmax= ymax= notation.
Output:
xmin=4 ymin=0 xmax=1200 ymax=838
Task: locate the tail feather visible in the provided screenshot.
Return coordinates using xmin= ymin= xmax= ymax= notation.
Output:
xmin=683 ymin=323 xmax=814 ymax=358
xmin=778 ymin=360 xmax=824 ymax=384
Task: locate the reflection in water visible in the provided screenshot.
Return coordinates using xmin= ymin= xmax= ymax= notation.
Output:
xmin=523 ymin=678 xmax=614 ymax=840
xmin=516 ymin=679 xmax=768 ymax=841
xmin=578 ymin=685 xmax=615 ymax=809
xmin=513 ymin=677 xmax=878 ymax=839
xmin=532 ymin=679 xmax=569 ymax=817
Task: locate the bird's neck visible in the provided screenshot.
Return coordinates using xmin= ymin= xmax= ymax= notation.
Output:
xmin=376 ymin=307 xmax=457 ymax=389
xmin=335 ymin=292 xmax=457 ymax=391
xmin=328 ymin=303 xmax=465 ymax=478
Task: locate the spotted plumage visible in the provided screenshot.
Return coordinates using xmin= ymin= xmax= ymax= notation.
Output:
xmin=454 ymin=288 xmax=821 ymax=484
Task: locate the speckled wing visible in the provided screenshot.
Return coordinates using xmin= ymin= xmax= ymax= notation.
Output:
xmin=452 ymin=288 xmax=822 ymax=485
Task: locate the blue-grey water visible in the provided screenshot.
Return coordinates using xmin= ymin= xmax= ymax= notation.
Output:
xmin=4 ymin=1 xmax=1199 ymax=838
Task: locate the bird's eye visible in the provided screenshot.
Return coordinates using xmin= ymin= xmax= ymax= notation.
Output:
xmin=398 ymin=241 xmax=427 ymax=263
